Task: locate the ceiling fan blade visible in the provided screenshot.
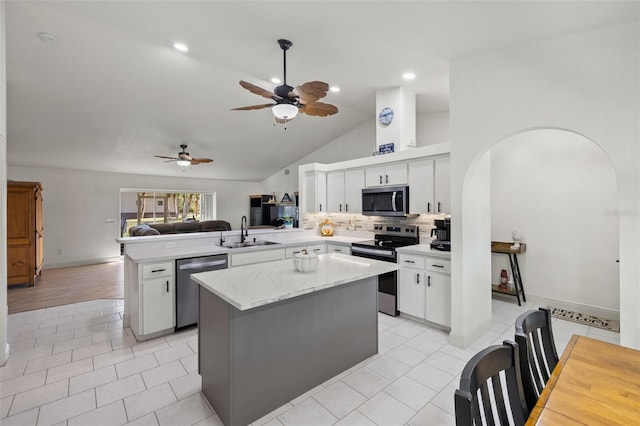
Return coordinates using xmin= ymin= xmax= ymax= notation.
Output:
xmin=154 ymin=155 xmax=180 ymax=160
xmin=231 ymin=103 xmax=275 ymax=111
xmin=190 ymin=158 xmax=213 ymax=165
xmin=292 ymin=81 xmax=329 ymax=104
xmin=301 ymin=101 xmax=339 ymax=117
xmin=239 ymin=80 xmax=282 ymax=101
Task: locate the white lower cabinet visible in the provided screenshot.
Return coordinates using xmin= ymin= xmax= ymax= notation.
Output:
xmin=285 ymin=243 xmax=326 ymax=258
xmin=398 ymin=253 xmax=451 ymax=328
xmin=131 ymin=261 xmax=175 ymax=340
xmin=327 ymin=243 xmax=351 ymax=255
xmin=230 ymin=249 xmax=285 ymax=267
xmin=425 ymin=258 xmax=451 ymax=327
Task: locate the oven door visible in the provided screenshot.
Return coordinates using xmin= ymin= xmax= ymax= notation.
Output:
xmin=351 ymin=245 xmax=398 ymax=316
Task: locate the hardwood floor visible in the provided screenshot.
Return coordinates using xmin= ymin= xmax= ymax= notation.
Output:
xmin=7 ymin=260 xmax=124 ymax=314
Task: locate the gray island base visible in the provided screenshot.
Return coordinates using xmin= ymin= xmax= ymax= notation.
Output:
xmin=192 ymin=253 xmax=398 ymax=426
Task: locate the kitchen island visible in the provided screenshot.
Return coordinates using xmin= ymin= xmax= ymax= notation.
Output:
xmin=191 ymin=253 xmax=398 ymax=426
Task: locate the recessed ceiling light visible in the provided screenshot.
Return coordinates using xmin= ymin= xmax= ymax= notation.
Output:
xmin=173 ymin=42 xmax=189 ymax=52
xmin=271 ymin=77 xmax=282 ymax=84
xmin=402 ymin=72 xmax=416 ymax=80
xmin=330 ymin=86 xmax=340 ymax=93
xmin=38 ymin=32 xmax=56 ymax=44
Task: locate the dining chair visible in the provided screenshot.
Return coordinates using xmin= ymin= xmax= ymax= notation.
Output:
xmin=454 ymin=340 xmax=529 ymax=426
xmin=514 ymin=307 xmax=559 ymax=412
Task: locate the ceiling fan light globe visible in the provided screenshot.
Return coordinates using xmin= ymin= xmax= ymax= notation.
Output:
xmin=272 ymin=103 xmax=298 ymax=120
xmin=176 ymin=160 xmax=191 ymax=167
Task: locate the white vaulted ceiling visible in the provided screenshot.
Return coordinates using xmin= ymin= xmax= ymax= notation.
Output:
xmin=5 ymin=1 xmax=638 ymax=181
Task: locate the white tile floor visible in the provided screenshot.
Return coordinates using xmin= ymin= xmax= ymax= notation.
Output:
xmin=1 ymin=297 xmax=620 ymax=426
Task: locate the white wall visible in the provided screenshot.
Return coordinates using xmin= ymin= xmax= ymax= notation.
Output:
xmin=449 ymin=22 xmax=639 ymax=348
xmin=8 ymin=166 xmax=260 ymax=268
xmin=490 ymin=130 xmax=619 ymax=316
xmin=0 ymin=0 xmax=8 ymax=365
xmin=261 ymin=111 xmax=450 ymax=196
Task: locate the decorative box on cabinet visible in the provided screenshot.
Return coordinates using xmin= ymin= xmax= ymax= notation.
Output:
xmin=7 ymin=181 xmax=44 ymax=287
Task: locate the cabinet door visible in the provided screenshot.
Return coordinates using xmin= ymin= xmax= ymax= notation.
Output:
xmin=426 ymin=272 xmax=451 ymax=327
xmin=327 ymin=244 xmax=351 ymax=255
xmin=142 ymin=277 xmax=175 ymax=334
xmin=434 ymin=156 xmax=450 ymax=214
xmin=409 ymin=159 xmax=435 ymax=214
xmin=398 ymin=267 xmax=426 ymax=319
xmin=344 ymin=169 xmax=364 ymax=213
xmin=385 ymin=163 xmax=408 ymax=186
xmin=326 ymin=171 xmax=345 ymax=213
xmin=303 ymin=171 xmax=327 ymax=213
xmin=365 ymin=166 xmax=386 ymax=187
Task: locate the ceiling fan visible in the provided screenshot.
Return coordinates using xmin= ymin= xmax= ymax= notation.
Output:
xmin=154 ymin=144 xmax=213 ymax=167
xmin=232 ymin=39 xmax=339 ymax=123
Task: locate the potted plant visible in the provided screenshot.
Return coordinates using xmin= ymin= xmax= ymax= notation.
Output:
xmin=282 ymin=215 xmax=294 ymax=228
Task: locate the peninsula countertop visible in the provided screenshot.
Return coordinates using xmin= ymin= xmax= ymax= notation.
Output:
xmin=191 ymin=252 xmax=398 ymax=311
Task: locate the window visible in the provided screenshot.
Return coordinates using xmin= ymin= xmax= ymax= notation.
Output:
xmin=119 ymin=189 xmax=217 ymax=237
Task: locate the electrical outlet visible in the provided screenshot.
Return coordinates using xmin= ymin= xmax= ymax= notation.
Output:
xmin=106 ymin=218 xmax=115 ymax=224
xmin=165 ymin=242 xmax=176 ymax=249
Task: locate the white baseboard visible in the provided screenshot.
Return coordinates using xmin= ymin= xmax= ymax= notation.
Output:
xmin=526 ymin=293 xmax=620 ymax=321
xmin=449 ymin=316 xmax=493 ymax=349
xmin=1 ymin=343 xmax=9 ymax=366
xmin=43 ymin=257 xmax=123 ymax=270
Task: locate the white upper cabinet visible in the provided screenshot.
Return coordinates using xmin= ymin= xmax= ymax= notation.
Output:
xmin=408 ymin=159 xmax=435 ymax=214
xmin=365 ymin=163 xmax=407 ymax=187
xmin=327 ymin=169 xmax=364 ymax=213
xmin=434 ymin=156 xmax=450 ymax=214
xmin=303 ymin=171 xmax=327 ymax=213
xmin=326 ymin=171 xmax=345 ymax=213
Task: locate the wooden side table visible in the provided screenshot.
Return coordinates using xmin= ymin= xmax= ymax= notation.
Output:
xmin=491 ymin=241 xmax=526 ymax=306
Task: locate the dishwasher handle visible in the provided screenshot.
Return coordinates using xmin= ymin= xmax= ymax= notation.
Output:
xmin=178 ymin=259 xmax=227 ymax=270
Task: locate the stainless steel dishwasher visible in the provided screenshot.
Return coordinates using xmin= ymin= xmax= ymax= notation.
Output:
xmin=176 ymin=254 xmax=228 ymax=329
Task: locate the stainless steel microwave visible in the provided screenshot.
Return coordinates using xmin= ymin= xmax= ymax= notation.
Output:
xmin=362 ymin=185 xmax=410 ymax=217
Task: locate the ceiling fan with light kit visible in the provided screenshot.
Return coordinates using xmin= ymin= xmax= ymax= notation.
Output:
xmin=232 ymin=39 xmax=339 ymax=124
xmin=154 ymin=144 xmax=213 ymax=167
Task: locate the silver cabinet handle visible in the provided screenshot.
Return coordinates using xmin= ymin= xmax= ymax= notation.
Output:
xmin=385 ymin=174 xmax=389 ymax=184
xmin=432 ymin=264 xmax=445 ymax=268
xmin=345 ymin=204 xmax=348 ymax=212
xmin=416 ymin=273 xmax=421 ymax=285
xmin=427 ymin=202 xmax=431 ymax=213
xmin=151 ymin=268 xmax=166 ymax=273
xmin=166 ymin=280 xmax=169 ymax=292
xmin=427 ymin=276 xmax=431 ymax=287
xmin=404 ymin=260 xmax=415 ymax=264
xmin=437 ymin=202 xmax=442 ymax=213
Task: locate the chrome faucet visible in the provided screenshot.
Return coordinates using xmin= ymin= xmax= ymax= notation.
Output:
xmin=240 ymin=215 xmax=248 ymax=243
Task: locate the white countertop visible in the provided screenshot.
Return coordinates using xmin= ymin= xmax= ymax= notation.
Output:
xmin=124 ymin=234 xmax=367 ymax=263
xmin=395 ymin=244 xmax=452 ymax=259
xmin=191 ymin=253 xmax=398 ymax=311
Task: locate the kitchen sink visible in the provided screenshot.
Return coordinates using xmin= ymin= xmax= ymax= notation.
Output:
xmin=247 ymin=240 xmax=280 ymax=246
xmin=223 ymin=241 xmax=280 ymax=249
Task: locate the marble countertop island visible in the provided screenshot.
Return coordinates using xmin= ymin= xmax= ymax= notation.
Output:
xmin=191 ymin=252 xmax=398 ymax=311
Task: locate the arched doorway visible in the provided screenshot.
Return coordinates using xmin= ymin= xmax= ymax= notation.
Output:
xmin=453 ymin=128 xmax=619 ymax=346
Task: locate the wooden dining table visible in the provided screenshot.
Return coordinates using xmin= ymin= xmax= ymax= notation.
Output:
xmin=526 ymin=334 xmax=640 ymax=425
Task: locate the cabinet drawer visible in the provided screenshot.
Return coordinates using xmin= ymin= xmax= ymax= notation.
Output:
xmin=426 ymin=258 xmax=451 ymax=274
xmin=142 ymin=262 xmax=173 ymax=279
xmin=285 ymin=244 xmax=326 ymax=258
xmin=398 ymin=253 xmax=426 ymax=269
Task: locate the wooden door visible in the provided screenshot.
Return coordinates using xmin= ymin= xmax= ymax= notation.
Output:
xmin=7 ymin=181 xmax=43 ymax=286
xmin=7 ymin=185 xmax=34 ymax=285
xmin=35 ymin=186 xmax=44 ymax=276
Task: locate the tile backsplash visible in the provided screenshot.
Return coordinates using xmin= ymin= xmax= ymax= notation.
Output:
xmin=303 ymin=213 xmax=448 ymax=242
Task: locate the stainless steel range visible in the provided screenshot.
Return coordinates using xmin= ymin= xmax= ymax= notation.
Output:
xmin=351 ymin=224 xmax=419 ymax=316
